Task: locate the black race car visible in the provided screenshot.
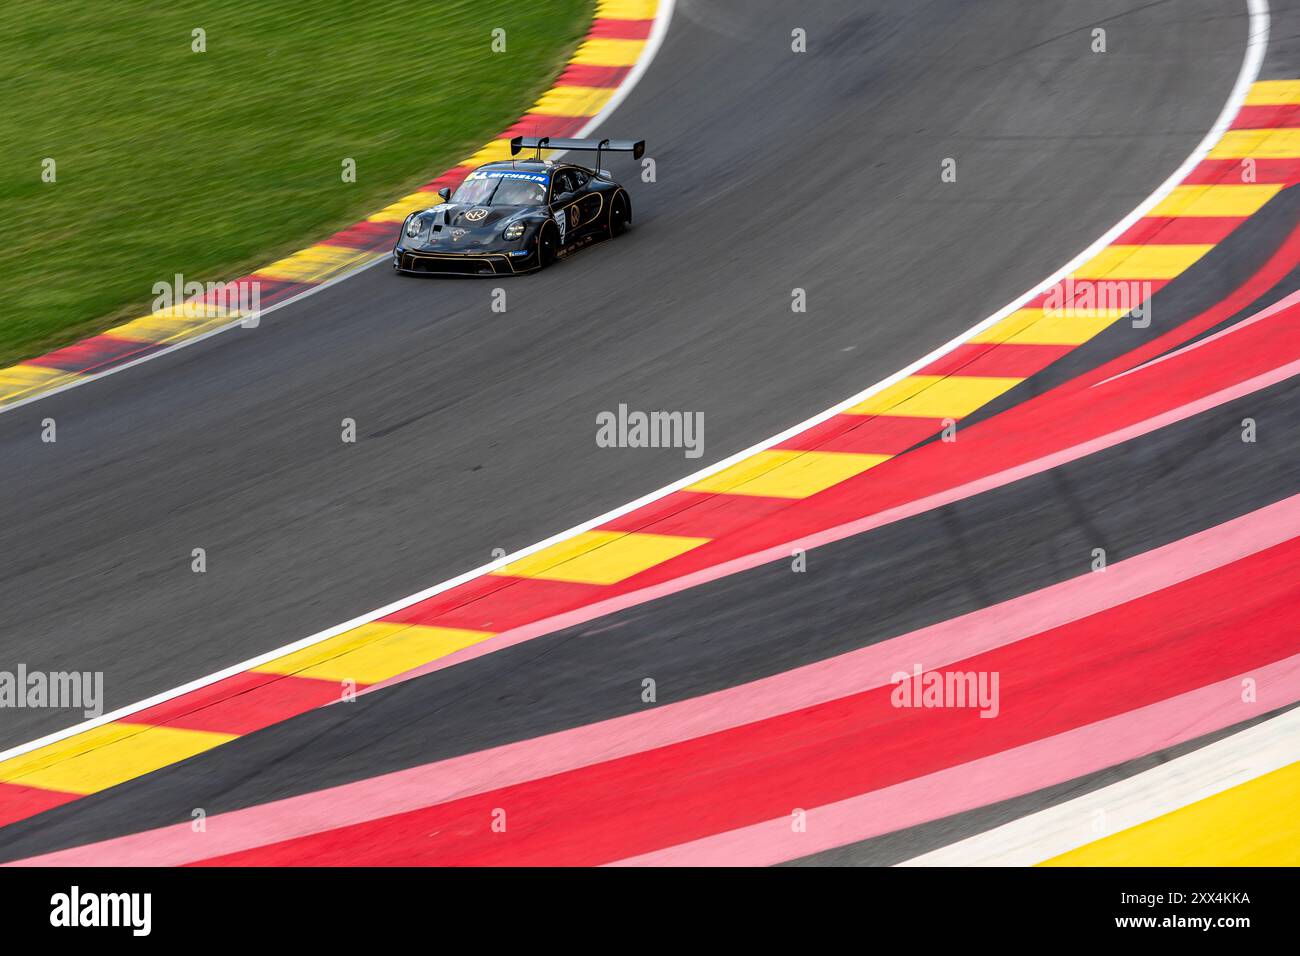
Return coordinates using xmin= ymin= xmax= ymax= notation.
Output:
xmin=392 ymin=136 xmax=644 ymax=276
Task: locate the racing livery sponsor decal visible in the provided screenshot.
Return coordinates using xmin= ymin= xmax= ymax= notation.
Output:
xmin=466 ymin=170 xmax=550 ymax=184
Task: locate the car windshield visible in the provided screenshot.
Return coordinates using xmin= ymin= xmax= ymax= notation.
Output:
xmin=452 ymin=172 xmax=547 ymax=206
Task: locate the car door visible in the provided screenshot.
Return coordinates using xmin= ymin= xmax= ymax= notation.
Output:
xmin=549 ymin=168 xmax=579 ymax=245
xmin=550 ymin=167 xmax=600 ymax=245
xmin=570 ymin=169 xmax=602 ymax=237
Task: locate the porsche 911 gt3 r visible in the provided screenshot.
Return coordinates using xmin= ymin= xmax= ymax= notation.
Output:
xmin=392 ymin=136 xmax=644 ymax=276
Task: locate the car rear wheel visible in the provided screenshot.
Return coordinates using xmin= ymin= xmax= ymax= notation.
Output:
xmin=609 ymin=191 xmax=629 ymax=237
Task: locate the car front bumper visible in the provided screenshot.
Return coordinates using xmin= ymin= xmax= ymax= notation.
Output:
xmin=393 ymin=246 xmax=537 ymax=276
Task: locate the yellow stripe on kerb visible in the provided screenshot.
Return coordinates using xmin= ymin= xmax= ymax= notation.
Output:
xmin=532 ymin=85 xmax=617 ymax=117
xmin=1042 ymin=759 xmax=1300 ymax=866
xmin=1148 ymin=184 xmax=1283 ymax=217
xmin=462 ymin=138 xmax=519 ymax=168
xmin=109 ymin=305 xmax=245 ymax=345
xmin=572 ymin=38 xmax=646 ymax=68
xmin=1073 ymin=244 xmax=1213 ymax=280
xmin=367 ymin=192 xmax=442 ymax=224
xmin=597 ymin=0 xmax=658 ymax=18
xmin=257 ymin=244 xmax=375 ymax=283
xmin=107 ymin=317 xmax=224 ymax=345
xmin=253 ymin=621 xmax=493 ymax=684
xmin=687 ymin=450 xmax=889 ymax=498
xmin=847 ymin=375 xmax=1021 ymax=418
xmin=493 ymin=529 xmax=709 ymax=584
xmin=1243 ymin=79 xmax=1300 ymax=105
xmin=0 ymin=722 xmax=235 ymax=795
xmin=1208 ymin=128 xmax=1300 ymax=159
xmin=0 ymin=364 xmax=81 ymax=402
xmin=971 ymin=308 xmax=1128 ymax=346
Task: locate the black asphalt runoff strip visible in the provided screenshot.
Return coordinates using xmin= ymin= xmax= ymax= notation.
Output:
xmin=782 ymin=702 xmax=1300 ymax=867
xmin=1172 ymin=260 xmax=1300 ymax=353
xmin=2 ymin=372 xmax=1295 ymax=861
xmin=0 ymin=0 xmax=1243 ymax=749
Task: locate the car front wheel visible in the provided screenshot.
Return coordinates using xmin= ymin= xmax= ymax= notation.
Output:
xmin=538 ymin=222 xmax=558 ymax=269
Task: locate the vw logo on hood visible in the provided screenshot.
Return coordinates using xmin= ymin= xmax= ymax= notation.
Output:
xmin=464 ymin=207 xmax=489 ymax=222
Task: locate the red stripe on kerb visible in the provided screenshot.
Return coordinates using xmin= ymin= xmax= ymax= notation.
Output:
xmin=503 ymin=113 xmax=588 ymax=139
xmin=555 ymin=63 xmax=631 ymax=88
xmin=208 ymin=276 xmax=304 ymax=310
xmin=385 ymin=576 xmax=605 ymax=634
xmin=1115 ymin=216 xmax=1246 ymax=246
xmin=320 ymin=220 xmax=400 ymax=249
xmin=0 ymin=783 xmax=80 ymax=828
xmin=589 ymin=18 xmax=654 ymax=39
xmin=194 ymin=275 xmax=268 ymax=304
xmin=130 ymin=671 xmax=355 ymax=736
xmin=1231 ymin=104 xmax=1299 ymax=128
xmin=918 ymin=343 xmax=1072 ymax=378
xmin=777 ymin=414 xmax=945 ymax=455
xmin=417 ymin=167 xmax=473 ymax=192
xmin=23 ymin=335 xmax=161 ymax=372
xmin=600 ymin=490 xmax=792 ymax=538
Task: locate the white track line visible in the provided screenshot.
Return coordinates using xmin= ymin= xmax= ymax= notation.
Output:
xmin=0 ymin=0 xmax=1268 ymax=767
xmin=897 ymin=706 xmax=1300 ymax=867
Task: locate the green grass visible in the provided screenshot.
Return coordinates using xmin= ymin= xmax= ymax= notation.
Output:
xmin=0 ymin=0 xmax=594 ymax=366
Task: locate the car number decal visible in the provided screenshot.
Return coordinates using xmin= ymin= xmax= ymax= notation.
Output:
xmin=555 ymin=208 xmax=566 ymax=243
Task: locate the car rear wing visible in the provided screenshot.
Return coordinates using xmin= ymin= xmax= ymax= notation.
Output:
xmin=510 ymin=135 xmax=646 ymax=168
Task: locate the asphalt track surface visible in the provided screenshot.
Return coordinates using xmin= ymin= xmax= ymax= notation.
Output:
xmin=0 ymin=0 xmax=1249 ymax=756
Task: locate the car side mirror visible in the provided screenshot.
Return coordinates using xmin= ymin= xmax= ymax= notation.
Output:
xmin=553 ymin=192 xmax=575 ymax=207
xmin=437 ymin=187 xmax=452 ymax=202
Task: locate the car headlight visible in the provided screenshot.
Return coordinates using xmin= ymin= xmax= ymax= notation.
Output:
xmin=503 ymin=221 xmax=526 ymax=241
xmin=404 ymin=215 xmax=423 ymax=239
